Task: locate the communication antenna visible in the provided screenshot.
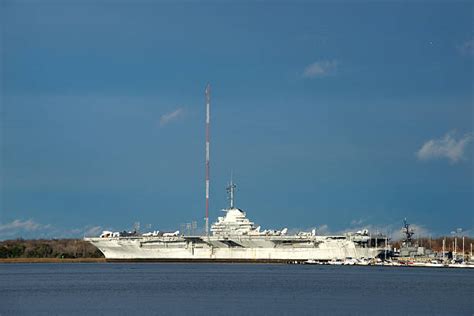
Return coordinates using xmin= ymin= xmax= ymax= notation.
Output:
xmin=227 ymin=176 xmax=237 ymax=209
xmin=205 ymin=83 xmax=211 ymax=238
xmin=401 ymin=218 xmax=414 ymax=247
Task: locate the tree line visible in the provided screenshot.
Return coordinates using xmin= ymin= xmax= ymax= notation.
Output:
xmin=391 ymin=236 xmax=474 ymax=254
xmin=0 ymin=239 xmax=104 ymax=258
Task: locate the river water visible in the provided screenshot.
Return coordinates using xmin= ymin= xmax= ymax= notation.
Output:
xmin=0 ymin=263 xmax=472 ymax=315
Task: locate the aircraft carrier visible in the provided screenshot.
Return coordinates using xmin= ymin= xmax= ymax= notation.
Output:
xmin=85 ymin=84 xmax=386 ymax=262
xmin=86 ymin=182 xmax=386 ymax=262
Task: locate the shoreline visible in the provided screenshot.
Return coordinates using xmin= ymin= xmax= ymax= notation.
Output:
xmin=0 ymin=258 xmax=106 ymax=263
xmin=0 ymin=258 xmax=472 ymax=268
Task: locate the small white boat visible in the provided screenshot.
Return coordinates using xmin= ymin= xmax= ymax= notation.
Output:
xmin=328 ymin=259 xmax=344 ymax=265
xmin=448 ymin=262 xmax=474 ymax=268
xmin=343 ymin=257 xmax=357 ymax=265
xmin=356 ymin=259 xmax=370 ymax=266
xmin=423 ymin=260 xmax=443 ymax=267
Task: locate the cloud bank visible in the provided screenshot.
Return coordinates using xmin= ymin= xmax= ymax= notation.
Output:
xmin=303 ymin=60 xmax=338 ymax=78
xmin=159 ymin=108 xmax=184 ymax=126
xmin=0 ymin=219 xmax=51 ymax=238
xmin=0 ymin=219 xmax=106 ymax=240
xmin=416 ymin=131 xmax=472 ymax=164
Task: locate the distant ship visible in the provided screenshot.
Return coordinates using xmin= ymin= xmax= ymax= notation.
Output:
xmin=85 ymin=84 xmax=386 ymax=262
xmin=395 ymin=218 xmax=434 ymax=258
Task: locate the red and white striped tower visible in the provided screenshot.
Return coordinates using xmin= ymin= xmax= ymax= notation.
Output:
xmin=205 ymin=83 xmax=211 ymax=238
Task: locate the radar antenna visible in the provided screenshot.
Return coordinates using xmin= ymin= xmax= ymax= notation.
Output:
xmin=401 ymin=218 xmax=415 ymax=247
xmin=226 ymin=178 xmax=237 ymax=209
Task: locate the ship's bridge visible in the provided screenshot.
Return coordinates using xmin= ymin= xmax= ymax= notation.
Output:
xmin=211 ymin=207 xmax=256 ymax=236
xmin=210 ymin=181 xmax=258 ymax=236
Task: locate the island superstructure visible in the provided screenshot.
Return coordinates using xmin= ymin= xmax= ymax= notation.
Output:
xmin=85 ymin=84 xmax=387 ymax=262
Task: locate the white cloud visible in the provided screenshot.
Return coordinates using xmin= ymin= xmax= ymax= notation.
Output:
xmin=0 ymin=219 xmax=52 ymax=239
xmin=416 ymin=131 xmax=472 ymax=164
xmin=159 ymin=108 xmax=184 ymax=126
xmin=0 ymin=219 xmax=49 ymax=232
xmin=0 ymin=219 xmax=108 ymax=240
xmin=83 ymin=226 xmax=103 ymax=237
xmin=458 ymin=38 xmax=474 ymax=56
xmin=303 ymin=60 xmax=338 ymax=78
xmin=400 ymin=224 xmax=431 ymax=238
xmin=316 ymin=224 xmax=331 ymax=235
xmin=51 ymin=225 xmax=106 ymax=238
xmin=286 ymin=224 xmax=328 ymax=236
xmin=390 ymin=223 xmax=433 ymax=240
xmin=338 ymin=224 xmax=386 ymax=235
xmin=350 ymin=218 xmax=366 ymax=226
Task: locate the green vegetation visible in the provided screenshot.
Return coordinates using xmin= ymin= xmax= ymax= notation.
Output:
xmin=0 ymin=239 xmax=104 ymax=259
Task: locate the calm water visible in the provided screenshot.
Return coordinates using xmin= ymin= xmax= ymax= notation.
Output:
xmin=0 ymin=263 xmax=472 ymax=315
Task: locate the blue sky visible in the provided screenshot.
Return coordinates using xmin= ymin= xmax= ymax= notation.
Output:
xmin=1 ymin=1 xmax=473 ymax=239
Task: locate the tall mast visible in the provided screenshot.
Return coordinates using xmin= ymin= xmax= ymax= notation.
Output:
xmin=442 ymin=238 xmax=445 ymax=262
xmin=227 ymin=178 xmax=237 ymax=209
xmin=205 ymin=83 xmax=211 ymax=238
